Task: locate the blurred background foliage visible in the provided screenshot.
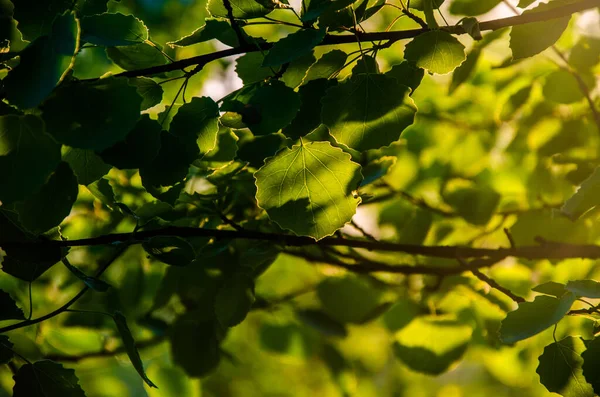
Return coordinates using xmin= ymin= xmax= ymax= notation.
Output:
xmin=1 ymin=0 xmax=600 ymax=396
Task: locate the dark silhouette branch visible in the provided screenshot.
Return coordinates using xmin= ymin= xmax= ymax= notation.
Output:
xmin=79 ymin=0 xmax=599 ymax=81
xmin=5 ymin=227 xmax=600 ymax=261
xmin=458 ymin=258 xmax=526 ymax=303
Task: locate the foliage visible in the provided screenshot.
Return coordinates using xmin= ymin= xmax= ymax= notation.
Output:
xmin=0 ymin=0 xmax=600 ymax=396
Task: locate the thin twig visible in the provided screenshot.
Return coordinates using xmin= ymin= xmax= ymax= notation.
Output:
xmin=222 ymin=0 xmax=247 ymax=46
xmin=458 ymin=258 xmax=526 ymax=303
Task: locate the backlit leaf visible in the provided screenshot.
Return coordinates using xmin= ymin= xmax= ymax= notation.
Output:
xmin=404 ymin=30 xmax=466 ymax=74
xmin=81 ymin=13 xmax=148 ymax=46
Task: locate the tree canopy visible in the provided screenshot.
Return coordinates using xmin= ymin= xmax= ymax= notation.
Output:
xmin=1 ymin=0 xmax=600 ymax=396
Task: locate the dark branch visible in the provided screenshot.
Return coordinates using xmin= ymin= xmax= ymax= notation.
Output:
xmin=458 ymin=258 xmax=526 ymax=303
xmin=5 ymin=227 xmax=600 ymax=261
xmin=79 ymin=0 xmax=599 ymax=81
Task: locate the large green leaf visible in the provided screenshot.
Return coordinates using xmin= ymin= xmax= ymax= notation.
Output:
xmin=13 ymin=360 xmax=86 ymax=397
xmin=393 ymin=317 xmax=472 ymax=375
xmin=235 ymin=52 xmax=277 ymax=84
xmin=385 ymin=61 xmax=424 ymax=93
xmin=42 ymin=77 xmax=143 ymax=151
xmin=543 ymin=69 xmax=589 ymax=104
xmin=499 ymin=293 xmax=576 ymax=344
xmin=139 ymin=131 xmax=191 ymax=189
xmin=303 ymin=49 xmax=347 ymax=83
xmin=81 ymin=13 xmax=148 ymax=46
xmin=263 ymin=28 xmax=326 ymax=67
xmin=443 ymin=184 xmax=501 ymax=225
xmin=129 ymin=77 xmax=164 ymax=110
xmin=0 ymin=289 xmax=25 ymax=321
xmin=404 ymin=30 xmax=466 ymax=74
xmin=221 ymin=81 xmax=301 ymax=135
xmin=254 ymin=140 xmax=362 ymax=239
xmin=321 ymin=73 xmax=416 ymax=151
xmin=0 ymin=115 xmax=62 ymax=204
xmin=15 ymin=162 xmax=78 ymax=234
xmin=4 ymin=11 xmax=79 ymax=109
xmin=99 ymin=115 xmax=162 ymax=169
xmin=208 ymin=0 xmax=273 ymax=19
xmin=281 ymin=52 xmax=317 ymax=88
xmin=113 ymin=312 xmax=157 ymax=388
xmin=509 ymin=1 xmax=571 ymax=60
xmin=537 ymin=337 xmax=593 ymax=397
xmin=62 ymin=147 xmax=112 ymax=185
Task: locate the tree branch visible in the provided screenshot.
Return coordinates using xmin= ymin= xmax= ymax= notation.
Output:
xmin=458 ymin=258 xmax=525 ymax=303
xmin=79 ymin=0 xmax=599 ymax=81
xmin=3 ymin=227 xmax=600 ymax=260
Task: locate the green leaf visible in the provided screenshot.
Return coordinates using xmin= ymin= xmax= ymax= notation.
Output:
xmin=0 ymin=336 xmax=14 ymax=364
xmin=532 ymin=281 xmax=567 ymax=298
xmin=566 ymin=280 xmax=600 ymax=298
xmin=449 ymin=0 xmax=501 ymax=16
xmin=510 ymin=210 xmax=590 ymax=246
xmin=382 ymin=299 xmax=422 ymax=332
xmin=87 ymin=178 xmax=115 ymax=206
xmin=235 ymin=52 xmax=276 ymax=85
xmin=139 ymin=131 xmax=190 ymax=189
xmin=143 ymin=236 xmax=196 ymax=266
xmin=42 ymin=78 xmax=143 ymax=151
xmin=236 ymin=132 xmax=287 ymax=168
xmin=254 ymin=140 xmax=362 ymax=239
xmin=13 ymin=360 xmax=86 ymax=397
xmin=296 ymin=309 xmax=348 ymax=337
xmin=0 ymin=115 xmax=61 ymax=204
xmin=517 ymin=0 xmax=535 ymax=7
xmin=509 ymin=1 xmax=571 ymax=60
xmin=562 ymin=166 xmax=600 ymax=221
xmin=215 ymin=273 xmax=255 ymax=327
xmin=283 ymin=78 xmax=337 ymax=140
xmin=144 ymin=364 xmax=199 ymax=397
xmin=99 ymin=115 xmax=162 ymax=169
xmin=543 ymin=69 xmax=588 ymax=104
xmin=449 ymin=48 xmax=480 ymax=94
xmin=259 ymin=322 xmax=313 ymax=357
xmin=62 ymin=259 xmax=111 ymax=292
xmin=0 ymin=289 xmax=25 ymax=320
xmin=321 ymin=73 xmax=416 ymax=151
xmin=379 ymin=200 xmax=433 ymax=244
xmin=351 ymin=55 xmax=380 ymax=75
xmin=499 ymin=293 xmax=576 ymax=344
xmin=208 ymin=0 xmax=273 ymax=19
xmin=12 ymin=0 xmax=73 ymax=40
xmin=409 ymin=0 xmax=444 ymax=9
xmin=569 ymin=37 xmax=600 ymax=72
xmin=443 ymin=184 xmax=501 ymax=225
xmin=62 ymin=147 xmax=111 ymax=185
xmin=404 ymin=30 xmax=466 ymax=74
xmin=263 ymin=28 xmax=326 ymax=67
xmin=281 ymin=52 xmax=317 ymax=88
xmin=393 ymin=317 xmax=472 ymax=375
xmin=15 ymin=162 xmax=78 ymax=234
xmin=169 ymin=96 xmax=220 ymax=160
xmin=4 ymin=11 xmax=79 ymax=109
xmin=113 ymin=311 xmax=157 ymax=388
xmin=499 ymin=85 xmax=532 ymax=121
xmin=317 ymin=276 xmax=382 ymax=323
xmin=81 ymin=13 xmax=148 ymax=46
xmin=129 ymin=77 xmax=164 ymax=110
xmin=221 ymin=81 xmax=301 ymax=135
xmin=303 ymin=49 xmax=347 ymax=83
xmin=385 ymin=61 xmax=425 ymax=93
xmin=169 ymin=312 xmax=222 ymax=377
xmin=537 ymin=337 xmax=593 ymax=397
xmin=582 ymin=337 xmax=600 ymax=395
xmin=167 ymin=18 xmax=242 ymax=48
xmin=106 ymin=42 xmax=169 ymax=70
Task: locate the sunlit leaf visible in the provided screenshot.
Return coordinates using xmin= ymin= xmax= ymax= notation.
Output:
xmin=404 ymin=30 xmax=466 ymax=74
xmin=255 ymin=140 xmax=362 ymax=239
xmin=167 ymin=18 xmax=243 ymax=48
xmin=62 ymin=147 xmax=111 ymax=185
xmin=562 ymin=167 xmax=600 ymax=221
xmin=566 ymin=280 xmax=600 ymax=299
xmin=208 ymin=0 xmax=273 ymax=19
xmin=263 ymin=28 xmax=326 ymax=67
xmin=321 ymin=73 xmax=416 ymax=151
